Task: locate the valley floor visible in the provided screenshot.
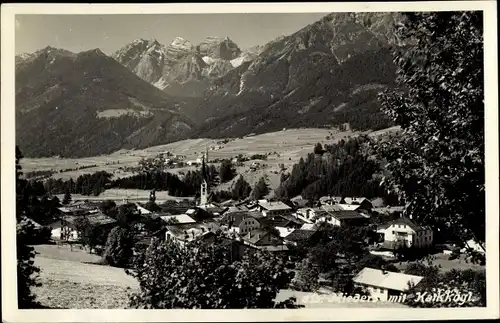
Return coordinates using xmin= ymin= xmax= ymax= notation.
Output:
xmin=22 ymin=126 xmax=400 ymax=193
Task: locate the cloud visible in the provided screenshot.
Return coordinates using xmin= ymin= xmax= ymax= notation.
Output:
xmin=15 ymin=19 xmax=21 ymax=30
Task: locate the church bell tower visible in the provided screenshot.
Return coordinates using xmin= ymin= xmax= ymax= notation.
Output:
xmin=199 ymin=148 xmax=209 ymax=206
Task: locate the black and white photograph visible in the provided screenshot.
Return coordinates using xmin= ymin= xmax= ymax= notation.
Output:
xmin=1 ymin=2 xmax=498 ymax=322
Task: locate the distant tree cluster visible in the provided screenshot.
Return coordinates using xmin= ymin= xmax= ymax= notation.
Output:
xmin=42 ymin=171 xmax=113 ymax=197
xmin=275 ymin=136 xmax=397 ymax=203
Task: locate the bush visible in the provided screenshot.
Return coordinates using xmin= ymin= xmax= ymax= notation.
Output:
xmin=126 ymin=236 xmax=294 ymax=309
xmin=103 ymin=227 xmax=135 ymax=268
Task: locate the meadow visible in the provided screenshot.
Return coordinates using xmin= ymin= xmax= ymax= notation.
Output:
xmin=22 ymin=126 xmax=400 ymax=193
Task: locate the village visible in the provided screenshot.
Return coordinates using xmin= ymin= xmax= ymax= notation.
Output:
xmin=23 ymin=150 xmax=486 ymax=308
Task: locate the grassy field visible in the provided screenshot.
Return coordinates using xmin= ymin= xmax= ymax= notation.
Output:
xmin=22 ymin=126 xmax=400 ymax=192
xmin=32 ymin=242 xmax=409 ymax=309
xmin=394 ymin=253 xmax=485 ymax=273
xmin=55 ymin=188 xmax=195 ymax=204
xmin=33 ymin=245 xmax=138 ymax=309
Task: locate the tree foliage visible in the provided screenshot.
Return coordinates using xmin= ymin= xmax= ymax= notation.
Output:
xmin=219 ymin=159 xmax=236 ymax=183
xmin=403 ymin=263 xmax=486 ymax=307
xmin=251 ymin=176 xmax=270 ymax=200
xmin=375 ymin=12 xmax=485 ymax=255
xmin=126 ymin=236 xmax=295 ymax=309
xmin=275 ymin=136 xmax=397 ymax=203
xmin=231 ymin=175 xmax=252 ymax=200
xmin=103 ymin=226 xmax=135 ymax=268
xmin=62 ymin=189 xmax=72 ymax=205
xmin=16 ymin=146 xmax=41 ymax=308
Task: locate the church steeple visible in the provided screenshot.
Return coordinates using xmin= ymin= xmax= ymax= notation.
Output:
xmin=200 ymin=147 xmax=209 ymax=206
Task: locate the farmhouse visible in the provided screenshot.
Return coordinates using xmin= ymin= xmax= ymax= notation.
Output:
xmin=284 ymin=229 xmax=321 ymax=246
xmin=256 ymin=200 xmax=292 ymax=217
xmin=57 ymin=202 xmax=100 ymax=216
xmin=318 ymin=196 xmax=345 ymax=206
xmin=343 ymin=197 xmax=373 ymax=211
xmin=221 ymin=211 xmax=261 ymax=235
xmin=241 ymin=228 xmax=283 ymax=248
xmin=54 ymin=212 xmax=117 ymax=242
xmin=165 ymin=222 xmax=221 ymax=246
xmin=376 ymin=217 xmax=433 ymax=249
xmin=315 ymin=210 xmax=369 ymax=227
xmin=353 ymin=267 xmax=424 ymax=302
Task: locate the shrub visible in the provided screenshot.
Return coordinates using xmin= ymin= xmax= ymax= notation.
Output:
xmin=126 ymin=236 xmax=295 ymax=309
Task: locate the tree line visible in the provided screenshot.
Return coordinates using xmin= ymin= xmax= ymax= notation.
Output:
xmin=275 ymin=136 xmax=399 ymax=204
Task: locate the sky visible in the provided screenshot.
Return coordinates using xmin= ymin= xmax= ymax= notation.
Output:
xmin=15 ymin=13 xmax=328 ymax=55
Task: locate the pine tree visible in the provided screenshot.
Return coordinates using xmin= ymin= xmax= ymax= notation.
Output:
xmin=62 ymin=189 xmax=72 ymax=205
xmin=232 ymin=175 xmax=252 ymax=200
xmin=251 ymin=176 xmax=269 ymax=200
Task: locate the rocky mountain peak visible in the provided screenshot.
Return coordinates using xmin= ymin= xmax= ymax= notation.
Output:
xmin=170 ymin=37 xmax=194 ymax=50
xmin=197 ymin=36 xmax=241 ymax=60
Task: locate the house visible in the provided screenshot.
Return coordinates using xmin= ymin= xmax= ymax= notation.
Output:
xmin=343 ymin=197 xmax=373 ymax=211
xmin=258 ymin=214 xmax=302 ymax=230
xmin=256 ymin=201 xmax=293 ymax=217
xmin=283 ymin=229 xmax=321 ymax=246
xmin=55 ymin=212 xmax=117 ymax=242
xmin=165 ymin=222 xmax=221 ymax=246
xmin=221 ymin=211 xmax=261 ymax=235
xmin=315 ymin=210 xmax=369 ymax=227
xmin=318 ymin=196 xmax=345 ymax=206
xmin=57 ymin=202 xmax=100 ymax=217
xmin=159 ymin=213 xmax=197 ymax=225
xmin=353 ymin=267 xmax=424 ymax=302
xmin=241 ymin=228 xmax=283 ymax=248
xmin=376 ymin=217 xmax=433 ymax=249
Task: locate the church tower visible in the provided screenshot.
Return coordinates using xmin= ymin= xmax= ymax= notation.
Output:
xmin=199 ymin=148 xmax=209 ymax=206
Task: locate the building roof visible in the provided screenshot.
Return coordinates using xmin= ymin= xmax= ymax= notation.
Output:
xmin=160 ymin=214 xmax=196 ymax=224
xmin=337 ymin=204 xmax=362 ymax=211
xmin=242 ymin=229 xmax=277 ymax=245
xmin=135 ymin=203 xmax=152 ymax=215
xmin=166 ymin=222 xmax=220 ymax=241
xmin=258 ymin=201 xmax=292 ymax=211
xmin=300 ymin=223 xmax=317 ymax=231
xmin=353 ymin=267 xmax=424 ymax=292
xmin=319 ymin=196 xmax=344 ymax=204
xmin=259 ymin=217 xmax=293 ymax=228
xmin=343 ymin=197 xmax=371 ymax=205
xmin=64 ymin=212 xmax=117 ymax=227
xmin=284 ymin=229 xmax=318 ymax=242
xmin=275 ymin=227 xmax=295 ymax=238
xmin=387 ymin=217 xmax=432 ymax=232
xmin=317 ymin=210 xmax=366 ymax=221
xmin=321 ymin=205 xmax=344 ymax=212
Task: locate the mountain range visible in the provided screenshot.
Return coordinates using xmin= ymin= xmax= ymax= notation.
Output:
xmin=15 ymin=12 xmax=403 ymax=158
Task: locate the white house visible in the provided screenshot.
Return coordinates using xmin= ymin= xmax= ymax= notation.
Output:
xmin=222 ymin=212 xmax=261 ymax=235
xmin=315 ymin=210 xmax=369 ymax=227
xmin=376 ymin=217 xmax=433 ymax=249
xmin=353 ymin=267 xmax=424 ymax=302
xmin=257 ymin=201 xmax=292 ymax=217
